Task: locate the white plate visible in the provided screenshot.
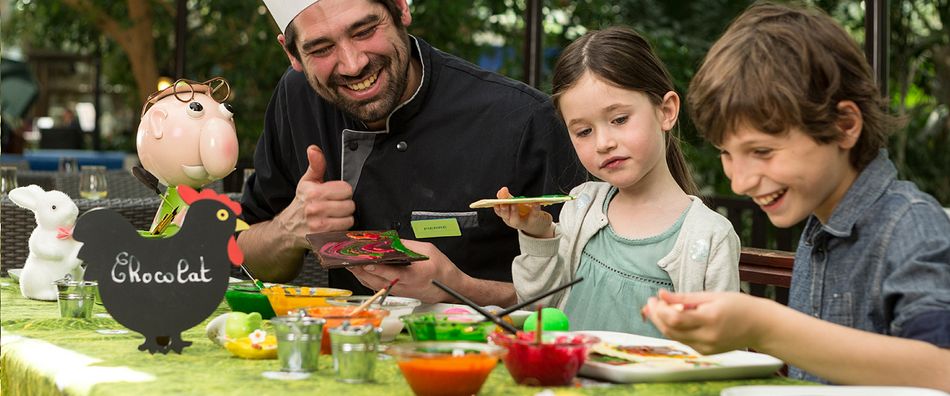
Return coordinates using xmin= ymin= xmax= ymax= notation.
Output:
xmin=8 ymin=268 xmax=22 ymax=283
xmin=721 ymin=385 xmax=949 ymax=396
xmin=578 ymin=331 xmax=784 ymax=383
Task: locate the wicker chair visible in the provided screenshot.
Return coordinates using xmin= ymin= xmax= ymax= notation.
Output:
xmin=296 ymin=253 xmax=330 ymax=287
xmin=1 ymin=196 xmax=162 ymax=276
xmin=15 ymin=170 xmax=57 ymax=192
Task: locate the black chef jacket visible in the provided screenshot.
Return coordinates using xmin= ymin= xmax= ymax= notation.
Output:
xmin=242 ymin=36 xmax=585 ymax=295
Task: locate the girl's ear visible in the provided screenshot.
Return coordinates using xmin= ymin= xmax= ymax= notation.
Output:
xmin=659 ymin=91 xmax=680 ymax=132
xmin=835 ymin=100 xmax=863 ymax=150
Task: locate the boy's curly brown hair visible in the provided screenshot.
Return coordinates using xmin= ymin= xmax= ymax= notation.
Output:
xmin=687 ymin=2 xmax=899 ymax=170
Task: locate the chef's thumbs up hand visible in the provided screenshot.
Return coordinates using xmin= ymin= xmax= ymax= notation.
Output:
xmin=278 ymin=145 xmax=355 ymax=248
xmin=301 ymin=144 xmax=327 ymax=184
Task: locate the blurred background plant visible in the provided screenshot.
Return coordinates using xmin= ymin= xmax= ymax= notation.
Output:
xmin=2 ymin=0 xmax=946 ymax=203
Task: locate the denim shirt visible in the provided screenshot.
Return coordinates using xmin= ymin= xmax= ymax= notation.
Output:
xmin=788 ymin=150 xmax=950 ymax=383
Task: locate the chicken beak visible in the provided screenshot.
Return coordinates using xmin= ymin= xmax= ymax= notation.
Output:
xmin=235 ymin=219 xmax=250 ymax=232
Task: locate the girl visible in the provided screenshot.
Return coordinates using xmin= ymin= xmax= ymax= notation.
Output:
xmin=495 ymin=27 xmax=739 ymax=336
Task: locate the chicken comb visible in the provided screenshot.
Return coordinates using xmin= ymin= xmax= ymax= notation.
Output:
xmin=177 ymin=185 xmax=242 ymax=215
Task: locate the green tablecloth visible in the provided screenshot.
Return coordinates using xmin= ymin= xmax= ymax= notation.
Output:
xmin=0 ymin=278 xmax=808 ymax=395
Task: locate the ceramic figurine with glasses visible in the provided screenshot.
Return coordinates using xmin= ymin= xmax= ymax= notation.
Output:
xmin=8 ymin=185 xmax=84 ymax=300
xmin=134 ymin=77 xmax=239 ymax=236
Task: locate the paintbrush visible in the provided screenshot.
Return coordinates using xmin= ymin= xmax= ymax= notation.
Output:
xmin=492 ymin=277 xmax=585 ymax=318
xmin=239 ymin=264 xmax=265 ymax=290
xmin=431 ymin=279 xmax=518 ymax=334
xmin=377 ymin=278 xmax=400 ymax=305
xmin=535 ymin=304 xmax=543 ymax=345
xmin=151 ymin=206 xmax=179 ymax=235
xmin=347 ymin=287 xmax=388 ymax=316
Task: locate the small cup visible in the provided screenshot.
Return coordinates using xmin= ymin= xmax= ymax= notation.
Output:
xmin=54 ymin=280 xmax=97 ymax=319
xmin=327 ymin=295 xmax=421 ymax=342
xmin=329 ymin=323 xmax=380 ymax=383
xmin=0 ymin=166 xmax=17 ymax=195
xmin=271 ymin=314 xmax=325 ymax=373
xmin=305 ymin=306 xmax=388 ymax=354
xmin=79 ymin=165 xmax=108 ymax=200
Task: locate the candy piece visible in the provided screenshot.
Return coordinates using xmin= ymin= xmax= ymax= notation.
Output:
xmin=443 ymin=307 xmax=474 ymax=315
xmin=523 ymin=308 xmax=569 ymax=332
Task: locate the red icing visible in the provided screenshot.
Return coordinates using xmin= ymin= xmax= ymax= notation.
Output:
xmin=491 ymin=332 xmax=597 ymax=386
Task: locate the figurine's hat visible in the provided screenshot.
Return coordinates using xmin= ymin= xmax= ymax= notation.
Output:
xmin=262 ymin=0 xmax=321 ymax=34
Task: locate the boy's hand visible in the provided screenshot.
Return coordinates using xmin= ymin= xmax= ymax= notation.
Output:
xmin=642 ymin=290 xmax=771 ymax=355
xmin=492 ymin=187 xmax=554 ymax=238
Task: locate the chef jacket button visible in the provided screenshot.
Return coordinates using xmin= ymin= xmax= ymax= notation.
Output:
xmin=396 ymin=141 xmax=408 ymax=152
xmin=348 ymin=141 xmax=359 ymax=151
xmin=391 ymin=221 xmax=401 ymax=229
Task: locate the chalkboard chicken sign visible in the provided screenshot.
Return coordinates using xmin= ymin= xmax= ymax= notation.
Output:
xmin=73 ymin=186 xmax=248 ymax=353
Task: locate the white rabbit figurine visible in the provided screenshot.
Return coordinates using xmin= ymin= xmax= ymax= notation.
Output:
xmin=8 ymin=185 xmax=84 ymax=301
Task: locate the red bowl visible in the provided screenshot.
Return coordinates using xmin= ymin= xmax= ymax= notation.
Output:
xmin=489 ymin=331 xmax=599 ymax=386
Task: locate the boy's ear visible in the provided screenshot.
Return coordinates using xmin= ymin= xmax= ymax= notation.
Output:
xmin=835 ymin=100 xmax=862 ymax=150
xmin=659 ymin=91 xmax=680 ymax=132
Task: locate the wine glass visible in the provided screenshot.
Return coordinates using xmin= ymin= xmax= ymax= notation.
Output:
xmin=79 ymin=165 xmax=108 ymax=200
xmin=0 ymin=166 xmax=17 ymax=195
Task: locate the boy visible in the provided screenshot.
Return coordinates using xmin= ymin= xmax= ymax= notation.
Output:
xmin=643 ymin=3 xmax=950 ymax=390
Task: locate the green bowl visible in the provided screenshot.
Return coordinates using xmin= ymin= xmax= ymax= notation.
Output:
xmin=224 ymin=283 xmax=276 ymax=319
xmin=401 ymin=313 xmax=497 ymax=342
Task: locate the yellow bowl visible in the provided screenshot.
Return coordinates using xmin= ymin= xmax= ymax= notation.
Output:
xmin=224 ymin=335 xmax=278 ymax=359
xmin=260 ymin=285 xmax=352 ymax=316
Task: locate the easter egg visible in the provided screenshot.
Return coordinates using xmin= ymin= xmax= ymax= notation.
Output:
xmin=225 ymin=311 xmax=263 ymax=340
xmin=523 ymin=308 xmax=569 ymax=332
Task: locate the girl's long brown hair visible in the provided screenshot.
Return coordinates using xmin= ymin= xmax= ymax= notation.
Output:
xmin=552 ymin=26 xmax=699 ymax=196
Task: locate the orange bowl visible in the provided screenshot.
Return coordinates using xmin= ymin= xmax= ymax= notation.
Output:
xmin=260 ymin=286 xmax=352 ymax=316
xmin=305 ymin=306 xmax=388 ymax=354
xmin=388 ymin=342 xmax=505 ymax=396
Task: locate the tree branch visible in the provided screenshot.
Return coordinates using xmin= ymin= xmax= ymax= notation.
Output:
xmin=155 ymin=0 xmax=175 ymax=17
xmin=61 ymin=0 xmax=130 ymax=48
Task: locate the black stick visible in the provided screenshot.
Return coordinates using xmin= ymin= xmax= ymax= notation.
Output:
xmin=494 ymin=277 xmax=585 ymax=317
xmin=431 ymin=279 xmax=519 ymax=334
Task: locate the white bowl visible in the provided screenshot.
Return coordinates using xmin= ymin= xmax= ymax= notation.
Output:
xmin=327 ymin=296 xmax=422 ymax=341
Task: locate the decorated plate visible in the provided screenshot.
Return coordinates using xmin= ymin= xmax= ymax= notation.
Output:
xmin=578 ymin=331 xmax=783 ymax=383
xmin=469 ymin=195 xmax=575 ymax=209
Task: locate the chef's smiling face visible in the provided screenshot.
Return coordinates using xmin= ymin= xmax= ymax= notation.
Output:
xmin=281 ymin=0 xmax=414 ymax=127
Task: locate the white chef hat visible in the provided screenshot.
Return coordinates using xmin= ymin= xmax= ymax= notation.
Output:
xmin=262 ymin=0 xmax=321 ymax=34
